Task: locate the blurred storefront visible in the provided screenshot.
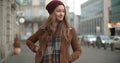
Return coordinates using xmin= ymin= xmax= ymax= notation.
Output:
xmin=108 ymin=22 xmax=120 ymax=35
xmin=109 ymin=0 xmax=120 ymax=35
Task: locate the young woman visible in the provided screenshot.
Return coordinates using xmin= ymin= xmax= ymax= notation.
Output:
xmin=26 ymin=0 xmax=82 ymax=63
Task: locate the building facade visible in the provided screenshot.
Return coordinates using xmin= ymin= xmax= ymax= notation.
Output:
xmin=16 ymin=0 xmax=47 ymax=40
xmin=110 ymin=0 xmax=120 ymax=35
xmin=80 ymin=0 xmax=111 ymax=35
xmin=0 ymin=0 xmax=20 ymax=63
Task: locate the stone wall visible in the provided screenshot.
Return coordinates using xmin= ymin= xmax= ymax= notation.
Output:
xmin=0 ymin=0 xmax=19 ymax=63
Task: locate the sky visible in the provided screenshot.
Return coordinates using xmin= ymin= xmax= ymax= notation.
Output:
xmin=68 ymin=0 xmax=88 ymax=15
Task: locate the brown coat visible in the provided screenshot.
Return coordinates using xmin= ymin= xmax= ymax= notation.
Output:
xmin=14 ymin=34 xmax=21 ymax=48
xmin=26 ymin=27 xmax=82 ymax=63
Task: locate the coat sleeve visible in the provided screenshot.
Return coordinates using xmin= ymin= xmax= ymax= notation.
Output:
xmin=26 ymin=28 xmax=41 ymax=53
xmin=69 ymin=27 xmax=82 ymax=62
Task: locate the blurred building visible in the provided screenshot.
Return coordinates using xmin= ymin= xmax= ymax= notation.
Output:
xmin=77 ymin=15 xmax=81 ymax=35
xmin=0 ymin=0 xmax=20 ymax=63
xmin=69 ymin=12 xmax=75 ymax=27
xmin=80 ymin=0 xmax=111 ymax=36
xmin=69 ymin=12 xmax=80 ymax=34
xmin=109 ymin=0 xmax=120 ymax=35
xmin=74 ymin=15 xmax=80 ymax=34
xmin=16 ymin=0 xmax=48 ymax=41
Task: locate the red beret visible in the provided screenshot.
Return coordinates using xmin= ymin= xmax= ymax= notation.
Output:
xmin=46 ymin=0 xmax=65 ymax=14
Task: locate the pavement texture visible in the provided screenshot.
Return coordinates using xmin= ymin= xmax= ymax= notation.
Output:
xmin=7 ymin=43 xmax=120 ymax=63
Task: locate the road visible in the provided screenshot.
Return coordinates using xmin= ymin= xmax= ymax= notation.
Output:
xmin=7 ymin=42 xmax=120 ymax=63
xmin=74 ymin=46 xmax=120 ymax=63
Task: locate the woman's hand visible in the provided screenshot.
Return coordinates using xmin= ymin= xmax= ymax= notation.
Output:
xmin=35 ymin=47 xmax=39 ymax=52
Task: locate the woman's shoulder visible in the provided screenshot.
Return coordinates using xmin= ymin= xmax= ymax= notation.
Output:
xmin=68 ymin=26 xmax=77 ymax=33
xmin=68 ymin=25 xmax=74 ymax=30
xmin=38 ymin=25 xmax=48 ymax=31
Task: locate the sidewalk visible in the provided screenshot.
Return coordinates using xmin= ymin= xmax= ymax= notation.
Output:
xmin=7 ymin=42 xmax=35 ymax=63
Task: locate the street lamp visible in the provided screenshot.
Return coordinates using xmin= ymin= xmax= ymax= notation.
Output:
xmin=19 ymin=18 xmax=25 ymax=24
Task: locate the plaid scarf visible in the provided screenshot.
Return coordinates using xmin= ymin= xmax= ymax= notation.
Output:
xmin=41 ymin=24 xmax=62 ymax=63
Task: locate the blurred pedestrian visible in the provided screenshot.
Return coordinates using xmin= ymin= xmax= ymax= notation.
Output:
xmin=13 ymin=34 xmax=21 ymax=55
xmin=26 ymin=0 xmax=82 ymax=63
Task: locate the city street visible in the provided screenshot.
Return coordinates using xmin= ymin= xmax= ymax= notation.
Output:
xmin=7 ymin=42 xmax=120 ymax=63
xmin=1 ymin=0 xmax=120 ymax=63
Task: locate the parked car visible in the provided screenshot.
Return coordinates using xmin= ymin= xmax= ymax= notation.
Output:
xmin=96 ymin=35 xmax=111 ymax=49
xmin=81 ymin=35 xmax=96 ymax=47
xmin=111 ymin=36 xmax=120 ymax=51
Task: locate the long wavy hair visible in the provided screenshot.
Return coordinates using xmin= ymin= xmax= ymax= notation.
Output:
xmin=44 ymin=7 xmax=70 ymax=41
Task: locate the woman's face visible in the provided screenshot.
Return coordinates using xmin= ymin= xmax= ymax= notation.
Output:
xmin=54 ymin=5 xmax=65 ymax=21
